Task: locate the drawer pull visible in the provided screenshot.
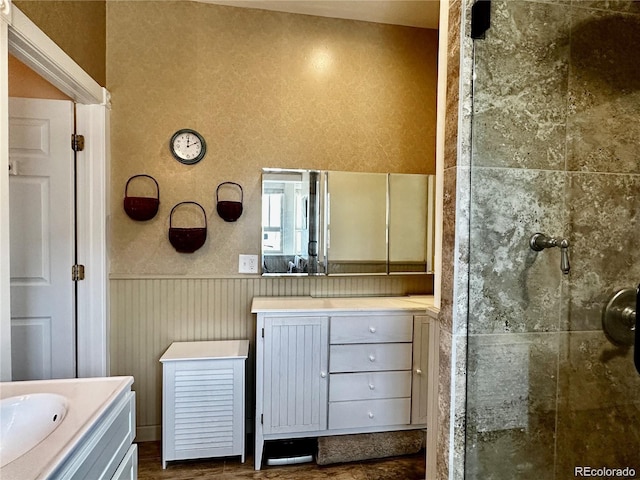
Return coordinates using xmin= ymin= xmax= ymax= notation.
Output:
xmin=415 ymin=368 xmax=423 ymax=376
xmin=368 ymin=355 xmax=376 ymax=362
xmin=369 ymin=383 xmax=375 ymax=390
xmin=368 ymin=412 xmax=374 ymax=419
xmin=369 ymin=326 xmax=377 ymax=333
xmin=320 ymin=371 xmax=327 ymax=378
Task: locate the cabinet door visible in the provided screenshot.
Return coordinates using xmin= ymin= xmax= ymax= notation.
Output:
xmin=263 ymin=316 xmax=329 ymax=434
xmin=412 ymin=315 xmax=430 ymax=425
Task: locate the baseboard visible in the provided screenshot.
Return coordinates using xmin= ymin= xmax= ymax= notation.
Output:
xmin=136 ymin=425 xmax=161 ymax=442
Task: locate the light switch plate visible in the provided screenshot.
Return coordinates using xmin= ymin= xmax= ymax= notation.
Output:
xmin=238 ymin=254 xmax=259 ymax=274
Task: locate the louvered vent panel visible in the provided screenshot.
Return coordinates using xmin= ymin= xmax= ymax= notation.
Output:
xmin=173 ymin=368 xmax=235 ymax=451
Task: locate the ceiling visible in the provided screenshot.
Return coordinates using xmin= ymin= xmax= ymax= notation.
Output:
xmin=194 ymin=1 xmax=440 ymax=29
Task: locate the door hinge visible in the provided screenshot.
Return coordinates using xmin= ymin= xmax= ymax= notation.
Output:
xmin=72 ymin=264 xmax=85 ymax=281
xmin=71 ymin=134 xmax=85 ymax=152
xmin=261 ymin=414 xmax=263 ymax=424
xmin=261 ymin=327 xmax=265 ymax=338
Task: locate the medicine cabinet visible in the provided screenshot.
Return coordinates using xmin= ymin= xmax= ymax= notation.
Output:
xmin=261 ymin=168 xmax=435 ymax=276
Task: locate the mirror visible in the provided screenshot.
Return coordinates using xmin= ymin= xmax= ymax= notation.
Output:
xmin=261 ymin=169 xmax=435 ymax=276
xmin=326 ymin=171 xmax=388 ymax=274
xmin=388 ymin=173 xmax=434 ymax=274
xmin=261 ymin=169 xmax=324 ymax=275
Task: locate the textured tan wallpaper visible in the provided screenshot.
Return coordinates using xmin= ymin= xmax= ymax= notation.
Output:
xmin=13 ymin=0 xmax=106 ymax=86
xmin=107 ymin=1 xmax=438 ymax=276
xmin=8 ymin=55 xmax=71 ymax=100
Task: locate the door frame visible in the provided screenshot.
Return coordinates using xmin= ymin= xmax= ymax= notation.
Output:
xmin=0 ymin=1 xmax=109 ymax=380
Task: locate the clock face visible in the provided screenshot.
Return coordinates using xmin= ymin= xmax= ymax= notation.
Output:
xmin=170 ymin=129 xmax=206 ymax=165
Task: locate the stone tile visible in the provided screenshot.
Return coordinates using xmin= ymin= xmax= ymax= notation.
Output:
xmin=557 ymin=331 xmax=640 ymax=412
xmin=317 ymin=432 xmax=422 ymax=466
xmin=437 ymin=330 xmax=453 ymax=480
xmin=556 ymin=404 xmax=640 ymax=480
xmin=571 ymin=0 xmax=640 ymax=14
xmin=453 ymin=166 xmax=471 ymax=337
xmin=439 ymin=167 xmax=459 ymax=334
xmin=556 ymin=332 xmax=640 ymax=478
xmin=450 ymin=333 xmax=468 ymax=480
xmin=464 ymin=332 xmax=560 ymax=480
xmin=566 ymin=173 xmax=640 ymax=331
xmin=469 ymin=168 xmax=566 ymax=334
xmin=567 ymin=8 xmax=640 ymax=174
xmin=444 ymin=0 xmax=461 ymax=171
xmin=466 ymin=333 xmax=560 ymax=429
xmin=471 ymin=0 xmax=570 ymax=170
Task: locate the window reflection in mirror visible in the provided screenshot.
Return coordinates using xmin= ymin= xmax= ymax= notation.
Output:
xmin=261 ymin=169 xmax=324 ymax=275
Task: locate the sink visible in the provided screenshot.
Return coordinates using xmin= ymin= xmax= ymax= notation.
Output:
xmin=0 ymin=393 xmax=69 ymax=467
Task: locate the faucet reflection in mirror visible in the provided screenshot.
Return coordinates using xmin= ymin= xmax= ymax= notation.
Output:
xmin=262 ymin=169 xmax=324 ymax=275
xmin=261 ymin=169 xmax=435 ymax=276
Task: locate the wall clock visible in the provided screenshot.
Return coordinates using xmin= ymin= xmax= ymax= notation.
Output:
xmin=170 ymin=129 xmax=207 ymax=165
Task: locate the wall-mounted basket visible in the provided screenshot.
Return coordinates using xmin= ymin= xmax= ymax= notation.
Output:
xmin=124 ymin=174 xmax=160 ymax=221
xmin=216 ymin=182 xmax=243 ymax=222
xmin=168 ymin=202 xmax=207 ymax=253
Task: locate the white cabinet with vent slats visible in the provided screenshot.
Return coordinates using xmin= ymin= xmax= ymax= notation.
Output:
xmin=160 ymin=340 xmax=249 ymax=469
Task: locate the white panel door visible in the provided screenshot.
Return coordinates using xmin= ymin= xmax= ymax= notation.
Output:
xmin=9 ymin=97 xmax=75 ymax=380
xmin=411 ymin=315 xmax=430 ymax=425
xmin=263 ymin=316 xmax=329 ymax=434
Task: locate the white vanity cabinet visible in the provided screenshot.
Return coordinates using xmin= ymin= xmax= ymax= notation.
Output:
xmin=252 ymin=296 xmax=437 ymax=471
xmin=49 ymin=385 xmax=137 ymax=480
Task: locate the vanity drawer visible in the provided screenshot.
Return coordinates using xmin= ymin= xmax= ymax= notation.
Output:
xmin=330 ymin=371 xmax=411 ymax=402
xmin=330 ymin=315 xmax=413 ymax=344
xmin=329 ymin=398 xmax=411 ymax=429
xmin=329 ymin=343 xmax=412 ymax=373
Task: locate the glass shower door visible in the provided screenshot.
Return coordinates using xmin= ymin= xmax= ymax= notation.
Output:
xmin=465 ymin=1 xmax=640 ymax=478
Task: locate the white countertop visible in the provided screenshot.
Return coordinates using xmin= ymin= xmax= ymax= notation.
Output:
xmin=251 ymin=295 xmax=436 ymax=316
xmin=160 ymin=339 xmax=250 ymax=362
xmin=0 ymin=376 xmax=134 ymax=480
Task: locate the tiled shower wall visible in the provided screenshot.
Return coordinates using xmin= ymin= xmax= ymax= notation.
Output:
xmin=457 ymin=1 xmax=640 ymax=479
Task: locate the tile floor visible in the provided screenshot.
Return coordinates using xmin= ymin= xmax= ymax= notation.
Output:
xmin=137 ymin=441 xmax=426 ymax=479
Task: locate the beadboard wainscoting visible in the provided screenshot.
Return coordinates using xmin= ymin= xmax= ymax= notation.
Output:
xmin=109 ymin=275 xmax=433 ymax=441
